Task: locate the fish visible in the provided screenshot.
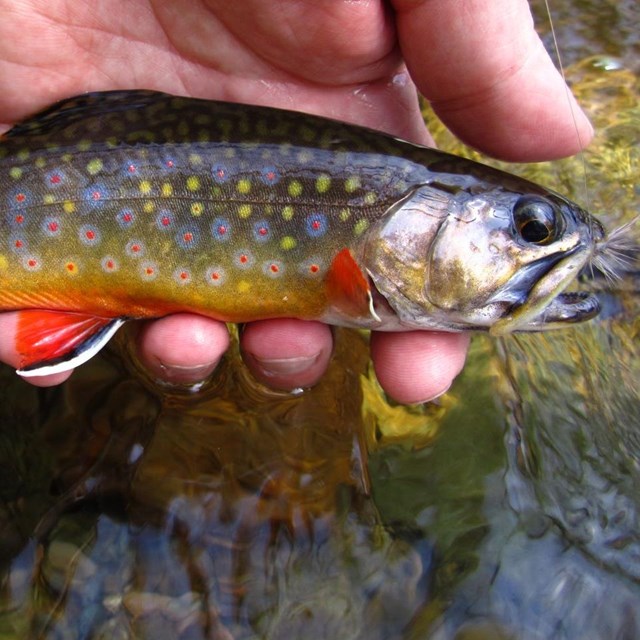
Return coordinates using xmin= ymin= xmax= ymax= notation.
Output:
xmin=0 ymin=90 xmax=606 ymax=378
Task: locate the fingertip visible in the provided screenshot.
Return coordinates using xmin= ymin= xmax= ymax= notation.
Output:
xmin=241 ymin=319 xmax=333 ymax=390
xmin=370 ymin=331 xmax=470 ymax=404
xmin=137 ymin=314 xmax=230 ymax=384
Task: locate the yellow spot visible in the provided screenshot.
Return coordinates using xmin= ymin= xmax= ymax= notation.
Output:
xmin=188 ymin=153 xmax=203 ymax=166
xmin=17 ymin=149 xmax=29 ymax=161
xmin=316 ymin=174 xmax=331 ymax=194
xmin=354 ymin=219 xmax=369 ymax=236
xmin=77 ymin=139 xmax=92 ymax=152
xmin=237 ymin=280 xmax=251 ymax=294
xmin=197 ymin=130 xmax=210 ymax=142
xmin=43 ymin=194 xmax=55 ymax=205
xmin=238 ymin=204 xmax=252 ymax=218
xmin=62 ymin=153 xmax=73 ymax=163
xmin=178 ymin=121 xmax=189 ymax=136
xmin=106 ymin=137 xmax=118 ymax=147
xmin=35 ymin=157 xmax=46 ymax=169
xmin=139 ymin=179 xmax=152 ymax=195
xmin=186 ymin=175 xmax=201 ymax=191
xmin=0 ymin=255 xmax=8 ymax=271
xmin=143 ymin=201 xmax=155 ymax=213
xmin=9 ymin=167 xmax=23 ymax=180
xmin=63 ymin=201 xmax=76 ymax=214
xmin=64 ymin=261 xmax=79 ymax=276
xmin=280 ymin=236 xmax=297 ymax=250
xmin=363 ymin=192 xmax=377 ymax=205
xmin=282 ymin=205 xmax=295 ymax=221
xmin=340 ymin=208 xmax=351 ymax=221
xmin=191 ymin=202 xmax=204 ymax=216
xmin=288 ymin=180 xmax=303 ymax=198
xmin=223 ymin=146 xmax=236 ymax=158
xmin=345 ymin=176 xmax=361 ymax=193
xmin=86 ymin=158 xmax=103 ymax=175
xmin=261 ymin=148 xmax=273 ymax=160
xmin=161 ymin=182 xmax=174 ymax=197
xmin=236 ymin=179 xmax=251 ymax=195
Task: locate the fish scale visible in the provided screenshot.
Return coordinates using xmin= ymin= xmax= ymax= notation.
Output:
xmin=0 ymin=90 xmax=605 ymax=377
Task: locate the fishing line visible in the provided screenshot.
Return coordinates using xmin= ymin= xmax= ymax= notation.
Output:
xmin=542 ymin=0 xmax=590 ymax=207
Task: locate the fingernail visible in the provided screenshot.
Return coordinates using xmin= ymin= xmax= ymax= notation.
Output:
xmin=155 ymin=361 xmax=217 ymax=383
xmin=418 ymin=382 xmax=452 ymax=405
xmin=247 ymin=353 xmax=320 ymax=377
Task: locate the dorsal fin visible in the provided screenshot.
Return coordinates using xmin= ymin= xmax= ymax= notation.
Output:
xmin=3 ymin=90 xmax=171 ymax=139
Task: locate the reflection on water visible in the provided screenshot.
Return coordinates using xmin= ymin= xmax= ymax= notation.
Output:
xmin=0 ymin=1 xmax=639 ymax=638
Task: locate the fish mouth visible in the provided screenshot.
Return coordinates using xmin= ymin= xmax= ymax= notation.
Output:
xmin=490 ymin=247 xmax=600 ymax=334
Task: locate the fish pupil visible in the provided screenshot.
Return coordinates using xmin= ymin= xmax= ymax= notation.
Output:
xmin=513 ymin=196 xmax=559 ymax=245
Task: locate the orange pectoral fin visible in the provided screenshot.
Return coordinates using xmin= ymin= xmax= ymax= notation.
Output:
xmin=15 ymin=310 xmax=126 ymax=377
xmin=325 ymin=248 xmax=380 ymax=322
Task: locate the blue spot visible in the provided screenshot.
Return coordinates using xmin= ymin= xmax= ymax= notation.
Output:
xmin=260 ymin=166 xmax=279 ymax=185
xmin=83 ymin=183 xmax=109 ymax=208
xmin=212 ymin=163 xmax=231 ymax=183
xmin=306 ymin=212 xmax=328 ymax=238
xmin=252 ymin=220 xmax=271 ymax=243
xmin=211 ymin=217 xmax=231 ymax=242
xmin=9 ymin=233 xmax=28 ymax=254
xmin=45 ymin=169 xmax=67 ymax=188
xmin=122 ymin=159 xmax=141 ymax=176
xmin=156 ymin=210 xmax=175 ymax=230
xmin=79 ymin=224 xmax=101 ymax=246
xmin=156 ymin=153 xmax=179 ymax=172
xmin=116 ymin=209 xmax=135 ymax=228
xmin=42 ymin=216 xmax=62 ymax=238
xmin=7 ymin=186 xmax=31 ymax=209
xmin=6 ymin=210 xmax=27 ymax=229
xmin=175 ymin=226 xmax=200 ymax=250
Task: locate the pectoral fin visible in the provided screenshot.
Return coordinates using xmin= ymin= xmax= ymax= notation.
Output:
xmin=325 ymin=248 xmax=380 ymax=322
xmin=15 ymin=310 xmax=126 ymax=377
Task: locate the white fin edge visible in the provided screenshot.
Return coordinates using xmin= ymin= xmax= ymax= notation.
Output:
xmin=17 ymin=318 xmax=127 ymax=378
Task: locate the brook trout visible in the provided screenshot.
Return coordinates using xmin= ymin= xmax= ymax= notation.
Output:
xmin=0 ymin=90 xmax=605 ymax=377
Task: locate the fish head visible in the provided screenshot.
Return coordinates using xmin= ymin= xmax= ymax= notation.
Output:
xmin=363 ymin=183 xmax=604 ymax=333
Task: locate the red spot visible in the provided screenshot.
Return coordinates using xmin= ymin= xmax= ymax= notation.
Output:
xmin=266 ymin=171 xmax=275 ymax=181
xmin=50 ymin=174 xmax=61 ymax=185
xmin=15 ymin=215 xmax=24 ymax=225
xmin=217 ymin=225 xmax=227 ymax=235
xmin=15 ymin=193 xmax=26 ymax=203
xmin=92 ymin=191 xmax=101 ymax=201
xmin=180 ymin=271 xmax=189 ymax=280
xmin=14 ymin=239 xmax=23 ymax=249
xmin=162 ymin=216 xmax=171 ymax=227
xmin=66 ymin=262 xmax=76 ymax=272
xmin=270 ymin=264 xmax=279 ymax=273
xmin=131 ymin=244 xmax=141 ymax=253
xmin=210 ymin=272 xmax=220 ymax=280
xmin=145 ymin=267 xmax=154 ymax=275
xmin=312 ymin=220 xmax=321 ymax=230
xmin=85 ymin=230 xmax=95 ymax=240
xmin=183 ymin=232 xmax=193 ymax=243
xmin=217 ymin=168 xmax=225 ymax=179
xmin=123 ymin=212 xmax=133 ymax=223
xmin=27 ymin=259 xmax=37 ymax=268
xmin=258 ymin=227 xmax=268 ymax=236
xmin=106 ymin=260 xmax=115 ymax=270
xmin=128 ymin=164 xmax=137 ymax=173
xmin=239 ymin=254 xmax=248 ymax=264
xmin=310 ymin=264 xmax=319 ymax=273
xmin=48 ymin=221 xmax=59 ymax=232
xmin=166 ymin=160 xmax=175 ymax=168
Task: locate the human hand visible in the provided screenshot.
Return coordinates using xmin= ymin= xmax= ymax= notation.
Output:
xmin=0 ymin=0 xmax=592 ymax=402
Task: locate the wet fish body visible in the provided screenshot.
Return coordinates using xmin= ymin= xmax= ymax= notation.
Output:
xmin=0 ymin=91 xmax=604 ymax=376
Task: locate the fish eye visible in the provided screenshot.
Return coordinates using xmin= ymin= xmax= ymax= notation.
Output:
xmin=513 ymin=196 xmax=560 ymax=245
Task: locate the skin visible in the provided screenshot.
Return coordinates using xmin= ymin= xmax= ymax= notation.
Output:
xmin=0 ymin=0 xmax=592 ymax=403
